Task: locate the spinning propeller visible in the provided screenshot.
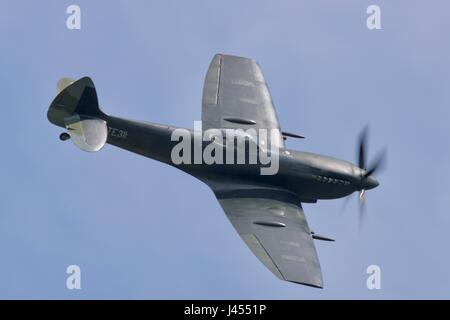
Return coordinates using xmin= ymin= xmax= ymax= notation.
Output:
xmin=345 ymin=126 xmax=386 ymax=228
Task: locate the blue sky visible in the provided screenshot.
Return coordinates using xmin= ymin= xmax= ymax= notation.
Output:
xmin=1 ymin=0 xmax=450 ymax=299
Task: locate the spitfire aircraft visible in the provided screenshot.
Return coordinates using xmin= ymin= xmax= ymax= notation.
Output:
xmin=47 ymin=54 xmax=384 ymax=288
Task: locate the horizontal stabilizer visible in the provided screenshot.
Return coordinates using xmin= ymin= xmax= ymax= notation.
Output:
xmin=57 ymin=77 xmax=75 ymax=94
xmin=64 ymin=115 xmax=107 ymax=152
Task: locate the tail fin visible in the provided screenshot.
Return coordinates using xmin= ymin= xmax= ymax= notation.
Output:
xmin=48 ymin=77 xmax=105 ymax=127
xmin=48 ymin=77 xmax=108 ymax=152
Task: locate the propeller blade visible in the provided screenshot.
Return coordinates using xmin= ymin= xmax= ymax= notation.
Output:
xmin=358 ymin=126 xmax=369 ymax=169
xmin=359 ymin=189 xmax=365 ymax=201
xmin=358 ymin=205 xmax=365 ymax=230
xmin=358 ymin=190 xmax=366 ymax=230
xmin=351 ymin=126 xmax=385 ymax=230
xmin=340 ymin=193 xmax=353 ymax=215
xmin=365 ymin=147 xmax=387 ymax=177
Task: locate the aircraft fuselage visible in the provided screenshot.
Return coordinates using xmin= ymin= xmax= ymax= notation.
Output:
xmin=104 ymin=116 xmax=377 ymax=202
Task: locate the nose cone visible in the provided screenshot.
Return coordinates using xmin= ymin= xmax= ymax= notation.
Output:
xmin=364 ymin=175 xmax=379 ymax=190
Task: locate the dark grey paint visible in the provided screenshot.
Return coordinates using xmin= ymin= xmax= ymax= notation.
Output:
xmin=47 ymin=54 xmax=379 ymax=288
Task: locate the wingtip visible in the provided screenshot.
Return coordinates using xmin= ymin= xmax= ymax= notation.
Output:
xmin=213 ymin=53 xmax=257 ymax=64
xmin=288 ymin=280 xmax=324 ymax=289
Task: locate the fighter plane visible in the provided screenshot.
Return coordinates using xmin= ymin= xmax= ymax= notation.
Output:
xmin=47 ymin=54 xmax=384 ymax=288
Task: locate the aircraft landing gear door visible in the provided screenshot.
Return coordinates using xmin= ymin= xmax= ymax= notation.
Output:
xmin=64 ymin=114 xmax=108 ymax=152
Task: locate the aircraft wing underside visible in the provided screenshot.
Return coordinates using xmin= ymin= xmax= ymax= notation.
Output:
xmin=210 ymin=184 xmax=323 ymax=288
xmin=201 ymin=54 xmax=285 ymax=148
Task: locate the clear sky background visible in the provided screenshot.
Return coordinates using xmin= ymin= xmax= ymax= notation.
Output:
xmin=1 ymin=1 xmax=449 ymax=299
